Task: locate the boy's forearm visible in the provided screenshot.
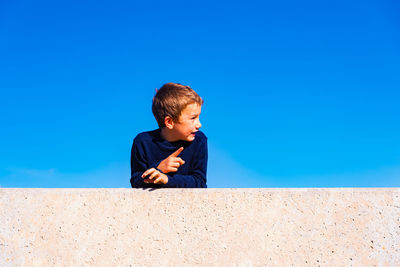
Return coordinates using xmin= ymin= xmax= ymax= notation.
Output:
xmin=131 ymin=170 xmax=206 ymax=188
xmin=166 ymin=173 xmax=207 ymax=188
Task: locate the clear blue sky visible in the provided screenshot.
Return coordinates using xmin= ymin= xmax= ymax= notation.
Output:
xmin=1 ymin=0 xmax=399 ymax=188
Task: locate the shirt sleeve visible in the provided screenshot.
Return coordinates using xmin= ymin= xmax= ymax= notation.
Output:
xmin=130 ymin=138 xmax=148 ymax=188
xmin=165 ymin=137 xmax=208 ymax=188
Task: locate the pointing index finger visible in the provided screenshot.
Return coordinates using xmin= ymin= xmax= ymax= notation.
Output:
xmin=169 ymin=147 xmax=184 ymax=158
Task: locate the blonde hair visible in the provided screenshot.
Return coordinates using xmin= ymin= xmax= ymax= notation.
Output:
xmin=152 ymin=83 xmax=203 ymax=128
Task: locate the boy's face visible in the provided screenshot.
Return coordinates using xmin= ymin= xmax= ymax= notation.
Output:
xmin=171 ymin=103 xmax=202 ymax=142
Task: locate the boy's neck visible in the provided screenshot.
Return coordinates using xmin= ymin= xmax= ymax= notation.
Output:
xmin=160 ymin=128 xmax=178 ymax=142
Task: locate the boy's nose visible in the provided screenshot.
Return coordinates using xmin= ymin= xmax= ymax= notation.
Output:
xmin=196 ymin=120 xmax=202 ymax=129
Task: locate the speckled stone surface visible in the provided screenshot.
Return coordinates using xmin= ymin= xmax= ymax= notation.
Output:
xmin=0 ymin=188 xmax=399 ymax=266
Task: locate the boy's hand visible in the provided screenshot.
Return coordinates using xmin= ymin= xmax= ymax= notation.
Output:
xmin=142 ymin=168 xmax=168 ymax=184
xmin=157 ymin=147 xmax=185 ymax=173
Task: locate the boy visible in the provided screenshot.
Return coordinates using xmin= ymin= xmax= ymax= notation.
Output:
xmin=130 ymin=83 xmax=207 ymax=188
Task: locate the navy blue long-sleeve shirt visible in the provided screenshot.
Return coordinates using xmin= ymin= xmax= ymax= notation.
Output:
xmin=130 ymin=129 xmax=208 ymax=188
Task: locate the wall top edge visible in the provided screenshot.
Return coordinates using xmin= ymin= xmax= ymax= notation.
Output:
xmin=1 ymin=187 xmax=399 ymax=193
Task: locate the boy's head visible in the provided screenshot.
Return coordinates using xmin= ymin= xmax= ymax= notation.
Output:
xmin=152 ymin=83 xmax=203 ymax=142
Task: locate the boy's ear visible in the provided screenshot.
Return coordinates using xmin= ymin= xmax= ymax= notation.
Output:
xmin=164 ymin=116 xmax=174 ymax=129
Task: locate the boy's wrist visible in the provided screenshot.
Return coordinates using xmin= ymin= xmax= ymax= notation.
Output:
xmin=156 ymin=162 xmax=166 ymax=173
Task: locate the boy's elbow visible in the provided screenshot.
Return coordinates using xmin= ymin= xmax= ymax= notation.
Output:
xmin=130 ymin=174 xmax=144 ymax=188
xmin=130 ymin=177 xmax=136 ymax=188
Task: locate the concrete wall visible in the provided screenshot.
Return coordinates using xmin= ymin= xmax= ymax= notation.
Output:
xmin=1 ymin=188 xmax=399 ymax=266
